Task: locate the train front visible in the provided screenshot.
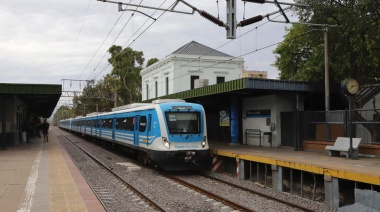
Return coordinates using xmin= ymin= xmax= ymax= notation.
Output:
xmin=149 ymin=101 xmax=210 ymax=170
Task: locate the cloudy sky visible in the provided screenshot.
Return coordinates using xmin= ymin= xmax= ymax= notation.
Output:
xmin=0 ymin=0 xmax=297 ymax=112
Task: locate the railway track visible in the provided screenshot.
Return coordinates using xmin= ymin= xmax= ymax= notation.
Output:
xmin=61 ymin=134 xmax=165 ymax=212
xmin=161 ymin=171 xmax=314 ymax=212
xmin=161 ymin=172 xmax=253 ymax=211
xmin=200 ymin=173 xmax=314 ymax=212
xmin=59 ymin=130 xmax=328 ymax=212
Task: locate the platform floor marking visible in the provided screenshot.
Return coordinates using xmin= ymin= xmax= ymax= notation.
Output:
xmin=17 ymin=149 xmax=42 ymax=212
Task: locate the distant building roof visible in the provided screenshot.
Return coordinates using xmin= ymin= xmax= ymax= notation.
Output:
xmin=171 ymin=41 xmax=232 ymax=57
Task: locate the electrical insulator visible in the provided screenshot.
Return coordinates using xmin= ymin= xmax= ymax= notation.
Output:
xmin=237 ymin=15 xmax=263 ymax=27
xmin=198 ymin=10 xmax=224 ymax=27
xmin=226 ymin=0 xmax=237 ymax=39
xmin=243 ymin=0 xmax=265 ymax=3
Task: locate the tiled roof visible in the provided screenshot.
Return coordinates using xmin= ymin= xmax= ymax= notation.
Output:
xmin=171 ymin=41 xmax=232 ymax=57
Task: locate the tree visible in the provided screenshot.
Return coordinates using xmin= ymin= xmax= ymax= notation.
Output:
xmin=108 ymin=45 xmax=144 ymax=104
xmin=73 ymin=77 xmax=118 ymax=116
xmin=147 ymin=58 xmax=159 ymax=67
xmin=274 ymin=0 xmax=380 ymax=85
xmin=53 ymin=105 xmax=75 ymax=123
xmin=274 ymin=0 xmax=380 ymax=142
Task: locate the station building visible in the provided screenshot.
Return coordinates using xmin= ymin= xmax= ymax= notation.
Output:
xmin=0 ymin=83 xmax=61 ymax=148
xmin=140 ymin=40 xmax=347 ymax=149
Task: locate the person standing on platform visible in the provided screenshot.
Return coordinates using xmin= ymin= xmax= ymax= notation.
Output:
xmin=41 ymin=119 xmax=50 ymax=142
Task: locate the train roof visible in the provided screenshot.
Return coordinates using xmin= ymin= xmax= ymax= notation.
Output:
xmin=59 ymin=99 xmax=201 ymax=122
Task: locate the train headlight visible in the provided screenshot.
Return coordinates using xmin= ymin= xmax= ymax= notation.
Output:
xmin=201 ymin=136 xmax=207 ymax=148
xmin=162 ymin=137 xmax=170 ymax=149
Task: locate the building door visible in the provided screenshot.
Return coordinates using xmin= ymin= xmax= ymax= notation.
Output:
xmin=281 ymin=112 xmax=293 ymax=147
xmin=191 ymin=76 xmax=199 ymax=89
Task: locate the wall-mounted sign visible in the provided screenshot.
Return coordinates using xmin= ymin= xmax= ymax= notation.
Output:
xmin=246 ymin=109 xmax=271 ymax=118
xmin=219 ymin=110 xmax=230 ymax=126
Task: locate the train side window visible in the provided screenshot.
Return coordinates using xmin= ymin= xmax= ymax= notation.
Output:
xmin=116 ymin=118 xmax=128 ymax=130
xmin=126 ymin=117 xmax=134 ymax=131
xmin=121 ymin=118 xmax=127 ymax=130
xmin=108 ymin=119 xmax=113 ymax=129
xmin=139 ymin=116 xmax=147 ymax=132
xmin=115 ymin=119 xmax=119 ymax=129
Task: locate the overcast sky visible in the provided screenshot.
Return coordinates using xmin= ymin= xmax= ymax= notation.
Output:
xmin=0 ymin=0 xmax=297 ymax=113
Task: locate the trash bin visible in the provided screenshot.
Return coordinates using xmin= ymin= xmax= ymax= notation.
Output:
xmin=263 ymin=132 xmax=272 ymax=147
xmin=22 ymin=132 xmax=27 ymax=142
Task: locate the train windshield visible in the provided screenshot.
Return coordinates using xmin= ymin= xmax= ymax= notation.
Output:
xmin=165 ymin=112 xmax=200 ymax=134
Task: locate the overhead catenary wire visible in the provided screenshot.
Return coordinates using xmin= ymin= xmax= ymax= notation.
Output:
xmin=62 ymin=0 xmax=92 ymax=80
xmin=84 ymin=10 xmax=127 ymax=81
xmin=143 ymin=13 xmax=287 ymax=94
xmin=86 ymin=0 xmax=145 ymax=81
xmin=88 ymin=2 xmax=291 ymax=102
xmin=90 ymin=0 xmax=171 ymax=81
xmin=89 ymin=1 xmax=279 ymax=82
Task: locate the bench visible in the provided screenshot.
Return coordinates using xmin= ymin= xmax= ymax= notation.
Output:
xmin=325 ymin=137 xmax=362 ymax=158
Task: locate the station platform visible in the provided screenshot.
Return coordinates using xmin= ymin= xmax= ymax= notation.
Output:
xmin=209 ymin=142 xmax=380 ymax=186
xmin=0 ymin=127 xmax=105 ymax=212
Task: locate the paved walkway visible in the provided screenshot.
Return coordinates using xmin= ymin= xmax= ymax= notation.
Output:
xmin=0 ymin=127 xmax=105 ymax=212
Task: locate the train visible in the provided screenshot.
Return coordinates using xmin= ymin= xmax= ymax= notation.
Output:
xmin=58 ymin=99 xmax=210 ymax=170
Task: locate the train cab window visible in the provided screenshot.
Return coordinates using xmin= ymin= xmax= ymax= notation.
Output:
xmin=166 ymin=112 xmax=200 ymax=134
xmin=139 ymin=116 xmax=147 ymax=132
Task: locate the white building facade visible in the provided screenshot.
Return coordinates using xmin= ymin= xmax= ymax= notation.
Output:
xmin=140 ymin=41 xmax=244 ymax=101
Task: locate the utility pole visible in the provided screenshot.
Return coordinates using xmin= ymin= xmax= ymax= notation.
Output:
xmin=324 ymin=27 xmax=329 ymax=112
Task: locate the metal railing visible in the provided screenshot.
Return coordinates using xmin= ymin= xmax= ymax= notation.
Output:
xmin=303 ymin=109 xmax=380 ymax=144
xmin=245 ymin=129 xmax=262 ymax=146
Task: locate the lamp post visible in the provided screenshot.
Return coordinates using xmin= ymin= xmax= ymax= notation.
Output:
xmin=302 ymin=27 xmax=330 ymax=112
xmin=324 ymin=27 xmax=331 ymax=141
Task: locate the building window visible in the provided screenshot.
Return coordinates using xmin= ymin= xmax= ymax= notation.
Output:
xmin=146 ymin=84 xmax=149 ymax=99
xmin=155 ymin=81 xmax=158 ymax=98
xmin=191 ymin=76 xmax=199 ymax=89
xmin=217 ymin=77 xmax=225 ymax=84
xmin=165 ymin=77 xmax=169 ymax=95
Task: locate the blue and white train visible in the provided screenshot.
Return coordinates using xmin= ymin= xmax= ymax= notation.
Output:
xmin=58 ymin=99 xmax=210 ymax=170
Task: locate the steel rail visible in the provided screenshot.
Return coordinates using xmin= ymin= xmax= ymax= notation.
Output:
xmin=161 ymin=171 xmax=254 ymax=212
xmin=201 ymin=173 xmax=314 ymax=212
xmin=62 ymin=134 xmax=166 ymax=212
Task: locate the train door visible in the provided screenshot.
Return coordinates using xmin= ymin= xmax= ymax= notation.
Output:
xmin=99 ymin=119 xmax=102 ymax=137
xmin=112 ymin=117 xmax=116 ymax=141
xmin=146 ymin=114 xmax=152 ymax=147
xmin=133 ymin=116 xmax=140 ymax=146
xmin=90 ymin=120 xmax=92 ymax=135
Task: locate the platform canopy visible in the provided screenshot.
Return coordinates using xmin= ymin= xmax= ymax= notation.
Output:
xmin=0 ymin=83 xmax=62 ymax=118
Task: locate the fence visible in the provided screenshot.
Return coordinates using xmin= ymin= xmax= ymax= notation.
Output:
xmin=303 ymin=109 xmax=380 ymax=144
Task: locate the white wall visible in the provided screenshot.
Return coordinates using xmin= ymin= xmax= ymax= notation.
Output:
xmin=242 ymin=94 xmax=297 ymax=147
xmin=357 ymin=93 xmax=380 ymax=142
xmin=140 ymin=54 xmax=243 ymax=101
